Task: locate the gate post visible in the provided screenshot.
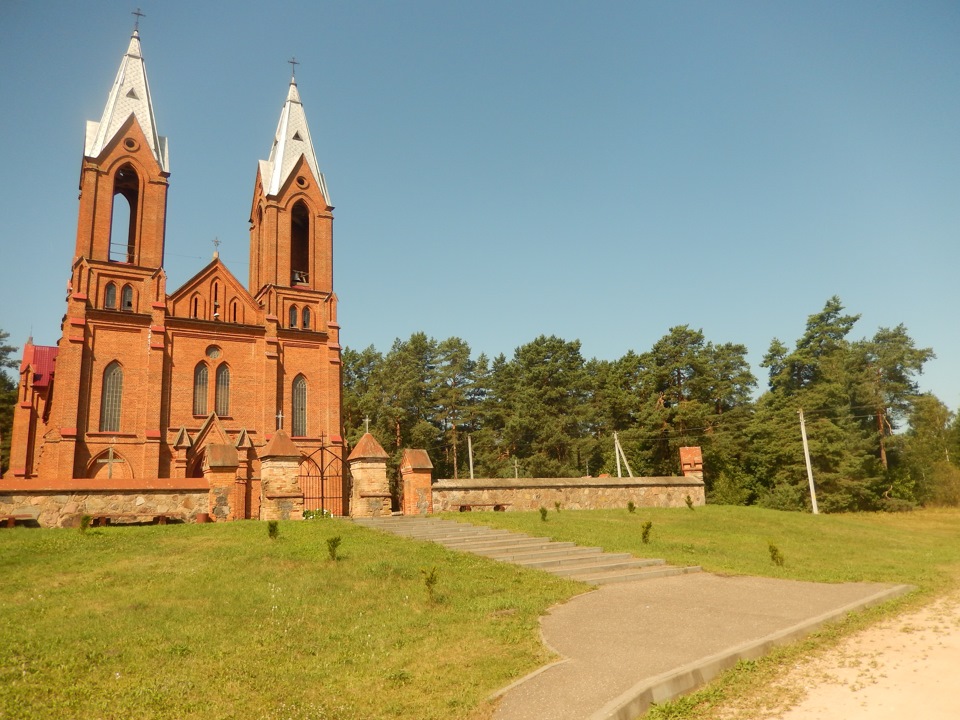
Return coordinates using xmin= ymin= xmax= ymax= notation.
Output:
xmin=347 ymin=432 xmax=391 ymax=518
xmin=259 ymin=430 xmax=304 ymax=521
xmin=400 ymin=449 xmax=433 ymax=516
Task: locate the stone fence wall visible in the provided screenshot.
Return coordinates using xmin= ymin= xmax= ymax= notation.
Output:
xmin=431 ymin=475 xmax=705 ymax=512
xmin=0 ymin=478 xmax=209 ymax=528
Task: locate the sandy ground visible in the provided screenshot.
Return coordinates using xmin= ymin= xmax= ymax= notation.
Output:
xmin=740 ymin=592 xmax=960 ymax=720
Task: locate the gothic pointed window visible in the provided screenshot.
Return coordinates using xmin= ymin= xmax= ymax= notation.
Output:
xmin=292 ymin=375 xmax=307 ymax=437
xmin=289 ymin=305 xmax=298 ymax=328
xmin=302 ymin=306 xmax=311 ymax=330
xmin=291 ymin=201 xmax=309 ymax=285
xmin=104 ymin=282 xmax=117 ymax=309
xmin=121 ymin=284 xmax=134 ymax=311
xmin=215 ymin=364 xmax=230 ymax=416
xmin=99 ymin=361 xmax=123 ymax=432
xmin=193 ymin=363 xmax=208 ymax=416
xmin=110 ymin=164 xmax=139 ymax=263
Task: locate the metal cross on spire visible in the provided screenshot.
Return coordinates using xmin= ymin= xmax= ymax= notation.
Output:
xmin=288 ymin=56 xmax=299 ymax=79
xmin=363 ymin=416 xmax=370 ymax=433
xmin=212 ymin=236 xmax=221 ymax=259
xmin=276 ymin=410 xmax=284 ymax=429
xmin=132 ymin=8 xmax=146 ymax=31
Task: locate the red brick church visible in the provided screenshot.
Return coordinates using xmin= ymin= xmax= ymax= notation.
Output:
xmin=3 ymin=29 xmax=345 ymax=518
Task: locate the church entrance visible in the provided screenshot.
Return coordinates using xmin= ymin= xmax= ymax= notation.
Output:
xmin=299 ymin=445 xmax=345 ymax=516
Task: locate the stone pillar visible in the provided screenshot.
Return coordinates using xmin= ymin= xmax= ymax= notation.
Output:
xmin=347 ymin=432 xmax=391 ymax=518
xmin=204 ymin=443 xmax=239 ymax=521
xmin=400 ymin=449 xmax=433 ymax=516
xmin=259 ymin=429 xmax=304 ymax=521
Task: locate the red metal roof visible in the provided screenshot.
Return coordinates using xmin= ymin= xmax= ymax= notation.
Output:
xmin=21 ymin=344 xmax=58 ymax=388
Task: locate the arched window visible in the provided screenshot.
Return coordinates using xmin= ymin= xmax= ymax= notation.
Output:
xmin=110 ymin=164 xmax=139 ymax=263
xmin=212 ymin=282 xmax=220 ymax=319
xmin=289 ymin=305 xmax=298 ymax=328
xmin=121 ymin=284 xmax=134 ymax=311
xmin=215 ymin=364 xmax=230 ymax=416
xmin=104 ymin=282 xmax=117 ymax=309
xmin=230 ymin=300 xmax=239 ymax=323
xmin=191 ymin=296 xmax=199 ymax=319
xmin=99 ymin=361 xmax=123 ymax=432
xmin=301 ymin=306 xmax=311 ymax=330
xmin=291 ymin=201 xmax=309 ymax=285
xmin=292 ymin=375 xmax=307 ymax=437
xmin=193 ymin=363 xmax=208 ymax=416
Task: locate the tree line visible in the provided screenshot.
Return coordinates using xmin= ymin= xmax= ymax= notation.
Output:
xmin=342 ymin=297 xmax=960 ymax=512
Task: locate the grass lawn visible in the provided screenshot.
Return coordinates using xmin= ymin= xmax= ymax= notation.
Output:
xmin=3 ymin=507 xmax=958 ymax=720
xmin=0 ymin=519 xmax=582 ymax=720
xmin=441 ymin=505 xmax=960 ymax=593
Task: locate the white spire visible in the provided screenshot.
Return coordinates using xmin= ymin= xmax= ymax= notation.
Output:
xmin=260 ymin=77 xmax=329 ymax=203
xmin=84 ymin=31 xmax=169 ymax=172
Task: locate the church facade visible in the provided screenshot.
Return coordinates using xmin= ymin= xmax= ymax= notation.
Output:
xmin=4 ymin=30 xmax=344 ymax=516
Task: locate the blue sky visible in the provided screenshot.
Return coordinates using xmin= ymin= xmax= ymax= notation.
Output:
xmin=1 ymin=1 xmax=958 ymax=412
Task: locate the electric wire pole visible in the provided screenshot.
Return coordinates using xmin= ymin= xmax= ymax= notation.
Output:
xmin=799 ymin=408 xmax=819 ymax=514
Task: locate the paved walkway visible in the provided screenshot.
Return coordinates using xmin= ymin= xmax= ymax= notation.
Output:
xmin=491 ymin=574 xmax=911 ymax=720
xmin=354 ymin=517 xmax=912 ymax=720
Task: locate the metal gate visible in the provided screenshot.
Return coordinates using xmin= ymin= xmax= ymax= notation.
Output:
xmin=299 ymin=444 xmax=346 ymax=516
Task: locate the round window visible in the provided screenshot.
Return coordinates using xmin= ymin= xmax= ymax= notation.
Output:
xmin=205 ymin=345 xmax=221 ymax=359
xmin=295 ymin=176 xmax=308 ymax=189
xmin=124 ymin=138 xmax=139 ymax=151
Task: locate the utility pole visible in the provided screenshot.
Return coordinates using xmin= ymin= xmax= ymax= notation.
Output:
xmin=614 ymin=432 xmax=622 ymax=478
xmin=452 ymin=426 xmax=458 ymax=480
xmin=613 ymin=432 xmax=634 ymax=478
xmin=798 ymin=408 xmax=819 ymax=515
xmin=467 ymin=434 xmax=474 ymax=479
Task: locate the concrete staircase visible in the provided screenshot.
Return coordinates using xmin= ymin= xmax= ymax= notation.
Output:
xmin=352 ymin=516 xmax=701 ymax=586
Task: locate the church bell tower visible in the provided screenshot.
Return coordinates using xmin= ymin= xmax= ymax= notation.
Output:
xmin=248 ymin=74 xmax=333 ymax=298
xmin=75 ymin=30 xmax=169 ymax=269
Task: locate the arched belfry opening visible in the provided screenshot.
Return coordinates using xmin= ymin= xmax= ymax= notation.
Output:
xmin=291 ymin=201 xmax=310 ymax=285
xmin=110 ymin=164 xmax=140 ymax=263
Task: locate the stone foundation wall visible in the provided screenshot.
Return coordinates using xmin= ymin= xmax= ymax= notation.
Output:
xmin=432 ymin=476 xmax=705 ymax=512
xmin=0 ymin=490 xmax=209 ymax=528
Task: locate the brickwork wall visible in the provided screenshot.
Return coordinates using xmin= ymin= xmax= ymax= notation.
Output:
xmin=432 ymin=477 xmax=705 ymax=512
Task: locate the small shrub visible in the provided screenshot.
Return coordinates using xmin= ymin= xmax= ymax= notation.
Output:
xmin=627 ymin=501 xmax=636 ymax=514
xmin=768 ymin=543 xmax=785 ymax=567
xmin=304 ymin=508 xmax=333 ymax=520
xmin=79 ymin=515 xmax=92 ymax=534
xmin=554 ymin=501 xmax=562 ymax=513
xmin=685 ymin=495 xmax=694 ymax=510
xmin=327 ymin=535 xmax=342 ymax=561
xmin=641 ymin=521 xmax=653 ymax=544
xmin=268 ymin=520 xmax=280 ymax=540
xmin=539 ymin=507 xmax=548 ymax=522
xmin=421 ymin=567 xmax=439 ymax=603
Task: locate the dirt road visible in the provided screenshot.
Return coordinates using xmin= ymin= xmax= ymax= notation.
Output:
xmin=744 ymin=592 xmax=960 ymax=719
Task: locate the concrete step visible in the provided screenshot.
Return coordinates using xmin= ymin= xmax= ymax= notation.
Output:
xmin=569 ymin=564 xmax=703 ymax=585
xmin=515 ymin=553 xmax=661 ymax=571
xmin=351 ymin=516 xmax=701 ymax=587
xmin=488 ymin=545 xmax=605 ymax=563
xmin=391 ymin=527 xmax=512 ymax=540
xmin=474 ymin=541 xmax=581 ymax=558
xmin=440 ymin=535 xmax=556 ymax=551
xmin=545 ymin=557 xmax=665 ymax=577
